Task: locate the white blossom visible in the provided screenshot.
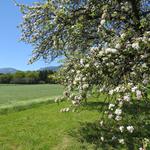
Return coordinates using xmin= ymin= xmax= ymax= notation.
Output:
xmin=90 ymin=46 xmax=99 ymax=53
xmin=74 ymin=77 xmax=79 ymax=82
xmin=60 ymin=107 xmax=70 ymax=112
xmin=131 ymin=86 xmax=138 ymax=92
xmin=120 ymin=33 xmax=126 ymax=39
xmin=108 ymin=113 xmax=113 ymax=119
xmin=119 ymin=126 xmax=124 ymax=132
xmin=101 ymin=137 xmax=104 ymax=141
xmin=99 ymin=86 xmax=105 ymax=92
xmin=115 ymin=109 xmax=122 ymax=115
xmin=127 ymin=126 xmax=134 ymax=133
xmin=82 ymin=84 xmax=89 ymax=89
xmin=80 ymin=59 xmax=84 ymax=65
xmin=66 ymin=107 xmax=70 ymax=112
xmin=118 ymin=139 xmax=125 ymax=144
xmin=109 ymin=89 xmax=114 ymax=95
xmin=132 ymin=42 xmax=140 ymax=50
xmin=54 ymin=97 xmax=59 ymax=103
xmin=101 ymin=13 xmax=107 ymax=19
xmin=123 ymin=95 xmax=130 ymax=102
xmin=117 ymin=98 xmax=122 ymax=102
xmin=100 ymin=19 xmax=106 ymax=26
xmin=142 ymin=63 xmax=147 ymax=68
xmin=73 ymin=80 xmax=77 ymax=85
xmin=114 ymin=86 xmax=120 ymax=92
xmin=72 ymin=100 xmax=77 ymax=105
xmin=128 ymin=82 xmax=133 ymax=87
xmin=98 ymin=51 xmax=104 ymax=56
xmin=142 ymin=79 xmax=148 ymax=85
xmin=71 ymin=69 xmax=75 ymax=73
xmin=112 ymin=136 xmax=117 ymax=140
xmin=108 ymin=103 xmax=115 ymax=110
xmin=112 ymin=11 xmax=117 ymax=16
xmin=144 ymin=138 xmax=150 ymax=143
xmin=100 ymin=121 xmax=103 ymax=126
xmin=104 ymin=111 xmax=108 ymax=114
xmin=82 ymin=77 xmax=87 ymax=82
xmin=85 ymin=64 xmax=90 ymax=68
xmin=94 ymin=62 xmax=99 ymax=68
xmin=105 ymin=48 xmax=117 ymax=53
xmin=115 ymin=43 xmax=121 ymax=49
xmin=74 ymin=95 xmax=82 ymax=101
xmin=115 ymin=115 xmax=122 ymax=121
xmin=143 ymin=73 xmax=148 ymax=78
xmin=126 ymin=43 xmax=132 ymax=48
xmin=119 ymin=101 xmax=123 ymax=107
xmin=136 ymin=90 xmax=142 ymax=100
xmin=76 ymin=70 xmax=81 ymax=74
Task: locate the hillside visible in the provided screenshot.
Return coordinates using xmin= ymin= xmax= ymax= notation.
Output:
xmin=0 ymin=68 xmax=18 ymax=74
xmin=0 ymin=66 xmax=61 ymax=74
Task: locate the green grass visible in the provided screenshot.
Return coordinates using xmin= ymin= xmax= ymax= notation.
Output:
xmin=0 ymin=84 xmax=148 ymax=149
xmin=0 ymin=84 xmax=101 ymax=149
xmin=0 ymin=101 xmax=100 ymax=150
xmin=0 ymin=84 xmax=63 ymax=106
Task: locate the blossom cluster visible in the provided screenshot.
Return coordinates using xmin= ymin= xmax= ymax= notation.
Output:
xmin=57 ymin=15 xmax=150 ymax=149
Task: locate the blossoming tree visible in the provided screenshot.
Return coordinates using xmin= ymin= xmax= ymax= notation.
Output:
xmin=19 ymin=0 xmax=150 ymax=149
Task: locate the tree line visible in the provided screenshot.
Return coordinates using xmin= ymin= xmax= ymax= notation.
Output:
xmin=0 ymin=70 xmax=57 ymax=84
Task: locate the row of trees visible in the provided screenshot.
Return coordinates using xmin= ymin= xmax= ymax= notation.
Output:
xmin=0 ymin=70 xmax=57 ymax=84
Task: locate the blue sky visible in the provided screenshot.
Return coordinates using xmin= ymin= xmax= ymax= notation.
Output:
xmin=0 ymin=0 xmax=60 ymax=71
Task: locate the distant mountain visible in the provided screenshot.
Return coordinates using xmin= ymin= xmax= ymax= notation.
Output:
xmin=39 ymin=66 xmax=61 ymax=71
xmin=0 ymin=66 xmax=61 ymax=74
xmin=0 ymin=68 xmax=18 ymax=74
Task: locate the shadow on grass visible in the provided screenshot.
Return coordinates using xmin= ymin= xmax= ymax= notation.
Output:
xmin=123 ymin=100 xmax=150 ymax=115
xmin=70 ymin=100 xmax=150 ymax=150
xmin=81 ymin=101 xmax=109 ymax=112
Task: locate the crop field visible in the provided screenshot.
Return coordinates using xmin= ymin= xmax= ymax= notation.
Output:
xmin=0 ymin=84 xmax=64 ymax=106
xmin=0 ymin=84 xmax=100 ymax=150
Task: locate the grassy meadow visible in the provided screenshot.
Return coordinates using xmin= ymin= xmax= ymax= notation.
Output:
xmin=0 ymin=84 xmax=64 ymax=114
xmin=0 ymin=84 xmax=64 ymax=106
xmin=0 ymin=84 xmax=101 ymax=150
xmin=0 ymin=84 xmax=148 ymax=149
xmin=0 ymin=101 xmax=100 ymax=150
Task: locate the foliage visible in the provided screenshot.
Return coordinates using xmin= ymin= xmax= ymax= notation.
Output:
xmin=19 ymin=0 xmax=150 ymax=62
xmin=0 ymin=70 xmax=57 ymax=84
xmin=0 ymin=74 xmax=12 ymax=83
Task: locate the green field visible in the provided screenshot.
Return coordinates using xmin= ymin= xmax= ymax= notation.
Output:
xmin=0 ymin=102 xmax=100 ymax=150
xmin=0 ymin=84 xmax=63 ymax=106
xmin=0 ymin=84 xmax=100 ymax=149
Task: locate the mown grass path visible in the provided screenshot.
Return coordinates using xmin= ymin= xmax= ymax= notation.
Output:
xmin=0 ymin=84 xmax=104 ymax=149
xmin=0 ymin=101 xmax=100 ymax=150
